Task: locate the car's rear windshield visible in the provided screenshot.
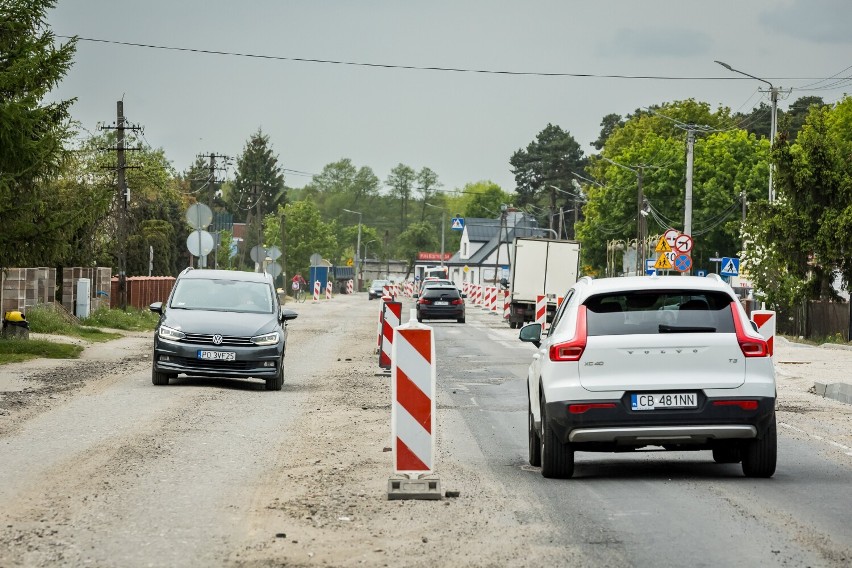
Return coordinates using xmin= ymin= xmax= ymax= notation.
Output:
xmin=170 ymin=279 xmax=274 ymax=313
xmin=583 ymin=290 xmax=735 ymax=336
xmin=423 ymin=287 xmax=460 ymax=299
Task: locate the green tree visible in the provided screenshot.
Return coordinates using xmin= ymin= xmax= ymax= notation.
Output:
xmin=415 ymin=167 xmax=441 ymax=220
xmin=228 ymin=128 xmax=286 ymax=224
xmin=396 ymin=221 xmax=440 ymax=276
xmin=577 ymin=100 xmax=766 ymax=274
xmin=386 ymin=163 xmax=416 ymax=233
xmin=0 ymin=0 xmax=79 ymax=267
xmin=591 ymin=113 xmax=625 ymax=151
xmin=745 ymin=96 xmax=852 ymax=306
xmin=272 ymin=201 xmax=337 ymax=280
xmin=509 ymin=124 xmax=585 ymax=231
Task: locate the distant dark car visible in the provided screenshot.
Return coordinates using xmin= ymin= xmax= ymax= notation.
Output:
xmin=149 ymin=268 xmax=298 ymax=391
xmin=417 ymin=285 xmax=465 ymax=323
xmin=368 ymin=279 xmax=390 ymax=300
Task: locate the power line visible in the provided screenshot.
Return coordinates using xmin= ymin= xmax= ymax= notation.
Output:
xmin=60 ymin=35 xmax=835 ymax=81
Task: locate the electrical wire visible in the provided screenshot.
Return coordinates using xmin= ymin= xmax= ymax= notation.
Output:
xmin=59 ymin=35 xmax=835 ymax=81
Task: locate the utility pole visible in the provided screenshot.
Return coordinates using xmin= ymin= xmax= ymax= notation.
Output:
xmin=198 ymin=152 xmax=230 ymax=269
xmin=252 ymin=182 xmax=264 ymax=272
xmin=684 ymin=127 xmax=695 ymax=237
xmin=99 ymin=101 xmax=142 ymax=310
xmin=636 ymin=167 xmax=644 ymax=276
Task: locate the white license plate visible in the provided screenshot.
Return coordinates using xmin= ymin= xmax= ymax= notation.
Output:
xmin=434 ymin=301 xmax=449 ymax=306
xmin=631 ymin=393 xmax=697 ymax=411
xmin=197 ymin=350 xmax=236 ymax=361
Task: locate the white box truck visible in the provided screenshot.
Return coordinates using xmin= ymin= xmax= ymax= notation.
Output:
xmin=507 ymin=237 xmax=581 ymax=328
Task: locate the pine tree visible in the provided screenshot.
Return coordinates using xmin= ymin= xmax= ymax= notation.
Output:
xmin=0 ymin=0 xmax=77 ymax=267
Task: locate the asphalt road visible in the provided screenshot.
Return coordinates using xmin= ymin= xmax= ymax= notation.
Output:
xmin=435 ymin=303 xmax=852 ymax=567
xmin=1 ymin=294 xmax=850 ymax=567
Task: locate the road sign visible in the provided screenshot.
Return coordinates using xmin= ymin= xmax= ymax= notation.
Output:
xmin=664 ymin=228 xmax=680 ymax=249
xmin=645 ymin=259 xmax=656 ymax=276
xmin=250 ymin=245 xmax=267 ymax=263
xmin=696 ymin=269 xmax=707 ymax=277
xmin=654 ymin=254 xmax=673 ymax=270
xmin=721 ymin=257 xmax=740 ymax=276
xmin=346 ymin=258 xmax=354 ymax=266
xmin=267 ymin=246 xmax=282 ymax=261
xmin=451 ymin=217 xmax=465 ymax=231
xmin=673 ymin=253 xmax=692 ymax=272
xmin=186 ymin=203 xmax=213 ymax=230
xmin=674 ymin=234 xmax=693 ymax=254
xmin=186 ymin=230 xmax=214 ymax=256
xmin=654 ymin=235 xmax=673 ymax=253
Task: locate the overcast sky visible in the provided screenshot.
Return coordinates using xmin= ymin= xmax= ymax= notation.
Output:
xmin=47 ymin=0 xmax=852 ymax=195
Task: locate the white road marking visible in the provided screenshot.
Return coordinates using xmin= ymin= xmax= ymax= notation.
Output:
xmin=470 ymin=397 xmax=478 ymax=407
xmin=779 ymin=421 xmax=852 ymax=456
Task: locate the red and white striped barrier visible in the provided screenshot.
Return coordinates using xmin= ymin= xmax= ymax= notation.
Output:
xmin=482 ymin=287 xmax=492 ymax=311
xmin=751 ymin=310 xmax=776 ymax=359
xmin=491 ymin=288 xmax=500 ymax=313
xmin=391 ymin=316 xmax=436 ymax=474
xmin=405 ymin=281 xmax=414 ymax=297
xmin=503 ymin=289 xmax=510 ymax=319
xmin=475 ymin=285 xmax=483 ymax=306
xmin=379 ymin=301 xmax=402 ymax=369
xmin=462 ymin=282 xmax=469 ymax=297
xmin=313 ymin=280 xmax=321 ymax=302
xmin=346 ymin=279 xmax=353 ymax=294
xmin=326 ymin=280 xmax=333 ymax=299
xmin=383 ymin=285 xmax=395 ymax=300
xmin=535 ymin=295 xmax=547 ymax=327
xmin=377 ymin=295 xmax=392 ymax=351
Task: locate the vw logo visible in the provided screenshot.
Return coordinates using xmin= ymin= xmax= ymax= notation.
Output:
xmin=212 ymin=334 xmax=223 ymax=345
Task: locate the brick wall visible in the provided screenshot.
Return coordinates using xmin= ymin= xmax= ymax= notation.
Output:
xmin=1 ymin=268 xmax=56 ymax=316
xmin=61 ymin=267 xmax=112 ymax=316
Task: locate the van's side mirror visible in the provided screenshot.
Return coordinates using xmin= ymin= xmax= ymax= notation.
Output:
xmin=149 ymin=302 xmax=163 ymax=314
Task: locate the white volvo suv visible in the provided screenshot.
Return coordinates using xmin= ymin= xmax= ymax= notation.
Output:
xmin=519 ymin=274 xmax=776 ymax=479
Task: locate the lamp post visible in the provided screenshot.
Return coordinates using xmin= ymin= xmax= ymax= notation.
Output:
xmin=342 ymin=208 xmax=362 ymax=290
xmin=362 ymin=239 xmax=377 ymax=281
xmin=423 ymin=202 xmax=446 ymax=268
xmin=715 ymin=60 xmax=779 ymax=202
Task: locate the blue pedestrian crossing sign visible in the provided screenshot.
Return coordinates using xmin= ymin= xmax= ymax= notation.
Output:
xmin=451 ymin=217 xmax=465 ymax=231
xmin=720 ymin=257 xmax=740 ymax=276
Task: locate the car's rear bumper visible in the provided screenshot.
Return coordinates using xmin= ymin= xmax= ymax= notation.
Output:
xmin=544 ymin=394 xmax=775 ymax=448
xmin=418 ymin=306 xmax=465 ymax=320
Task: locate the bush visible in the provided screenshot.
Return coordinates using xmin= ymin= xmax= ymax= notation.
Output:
xmin=81 ymin=307 xmax=159 ymax=332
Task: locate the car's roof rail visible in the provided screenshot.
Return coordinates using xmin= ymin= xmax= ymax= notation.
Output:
xmin=179 ymin=266 xmax=194 ymax=276
xmin=577 ymin=276 xmax=594 ymax=285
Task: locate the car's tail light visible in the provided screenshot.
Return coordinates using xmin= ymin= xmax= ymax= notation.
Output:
xmin=568 ymin=402 xmax=616 ymax=414
xmin=549 ymin=305 xmax=587 ymax=362
xmin=418 ymin=298 xmax=431 ymax=305
xmin=451 ymin=298 xmax=463 ymax=305
xmin=712 ymin=400 xmax=759 ymax=411
xmin=730 ymin=301 xmax=769 ymax=357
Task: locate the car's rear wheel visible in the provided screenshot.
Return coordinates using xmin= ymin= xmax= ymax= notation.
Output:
xmin=265 ymin=357 xmax=284 ymax=391
xmin=712 ymin=446 xmax=741 ymax=464
xmin=528 ymin=400 xmax=541 ymax=467
xmin=540 ymin=395 xmax=574 ymax=478
xmin=742 ymin=414 xmax=777 ymax=478
xmin=152 ymin=367 xmax=170 ymax=386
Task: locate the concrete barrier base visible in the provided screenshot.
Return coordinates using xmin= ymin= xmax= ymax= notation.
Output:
xmin=387 ymin=477 xmax=441 ymax=500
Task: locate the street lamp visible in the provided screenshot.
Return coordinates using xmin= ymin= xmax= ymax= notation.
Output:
xmin=342 ymin=208 xmax=362 ymax=290
xmin=423 ymin=202 xmax=446 ymax=268
xmin=362 ymin=239 xmax=377 ymax=279
xmin=715 ymin=60 xmax=779 ymax=202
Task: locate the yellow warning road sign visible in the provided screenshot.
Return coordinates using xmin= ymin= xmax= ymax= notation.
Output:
xmin=654 ymin=253 xmax=673 ymax=270
xmin=654 ymin=235 xmax=673 ymax=253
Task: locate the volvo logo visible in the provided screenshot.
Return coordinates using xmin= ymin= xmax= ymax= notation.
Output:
xmin=212 ymin=334 xmax=223 ymax=345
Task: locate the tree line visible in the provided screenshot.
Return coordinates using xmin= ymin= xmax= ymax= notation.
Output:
xmin=4 ymin=1 xmax=851 ymax=315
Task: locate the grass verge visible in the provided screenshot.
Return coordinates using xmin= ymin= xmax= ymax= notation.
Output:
xmin=23 ymin=304 xmax=123 ymax=342
xmin=0 ymin=338 xmax=84 ymax=364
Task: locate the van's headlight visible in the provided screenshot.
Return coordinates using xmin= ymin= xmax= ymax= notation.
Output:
xmin=251 ymin=332 xmax=280 ymax=346
xmin=158 ymin=325 xmax=185 ymax=341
